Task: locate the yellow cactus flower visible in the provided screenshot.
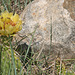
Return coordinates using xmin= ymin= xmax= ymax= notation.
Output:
xmin=0 ymin=11 xmax=22 ymax=36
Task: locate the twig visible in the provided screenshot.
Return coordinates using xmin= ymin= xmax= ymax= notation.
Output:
xmin=36 ymin=42 xmax=44 ymax=59
xmin=53 ymin=60 xmax=56 ymax=75
xmin=44 ymin=63 xmax=54 ymax=70
xmin=59 ymin=59 xmax=62 ymax=75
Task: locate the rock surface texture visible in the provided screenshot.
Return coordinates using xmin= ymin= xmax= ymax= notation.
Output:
xmin=16 ymin=0 xmax=75 ymax=59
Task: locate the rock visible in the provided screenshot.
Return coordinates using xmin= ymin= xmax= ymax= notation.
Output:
xmin=15 ymin=0 xmax=75 ymax=59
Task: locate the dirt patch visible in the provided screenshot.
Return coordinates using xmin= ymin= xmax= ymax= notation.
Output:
xmin=63 ymin=0 xmax=75 ymax=21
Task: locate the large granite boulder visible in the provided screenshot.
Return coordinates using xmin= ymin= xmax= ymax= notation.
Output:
xmin=15 ymin=0 xmax=75 ymax=59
